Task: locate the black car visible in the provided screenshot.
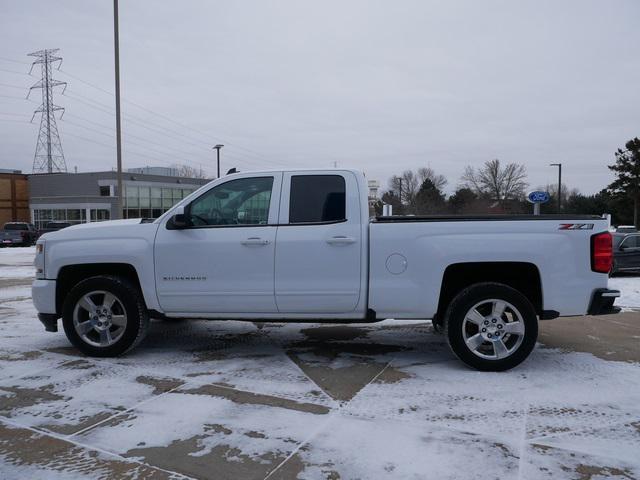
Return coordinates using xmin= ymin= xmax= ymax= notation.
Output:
xmin=39 ymin=221 xmax=72 ymax=235
xmin=1 ymin=222 xmax=38 ymax=247
xmin=612 ymin=232 xmax=640 ymax=275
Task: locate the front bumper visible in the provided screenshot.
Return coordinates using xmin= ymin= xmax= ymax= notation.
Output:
xmin=32 ymin=279 xmax=57 ymax=315
xmin=32 ymin=280 xmax=59 ymax=332
xmin=587 ymin=288 xmax=621 ymax=316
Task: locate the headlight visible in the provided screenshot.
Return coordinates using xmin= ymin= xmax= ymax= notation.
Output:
xmin=34 ymin=241 xmax=45 ymax=278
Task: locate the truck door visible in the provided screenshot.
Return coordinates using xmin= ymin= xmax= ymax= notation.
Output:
xmin=274 ymin=172 xmax=362 ymax=313
xmin=154 ymin=173 xmax=282 ymax=314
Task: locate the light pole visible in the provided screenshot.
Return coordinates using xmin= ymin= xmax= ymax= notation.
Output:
xmin=550 ymin=163 xmax=562 ymax=213
xmin=213 ymin=144 xmax=224 ymax=178
xmin=113 ymin=0 xmax=123 ymax=219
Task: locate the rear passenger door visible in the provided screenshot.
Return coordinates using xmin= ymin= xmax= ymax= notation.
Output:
xmin=274 ymin=172 xmax=362 ymax=313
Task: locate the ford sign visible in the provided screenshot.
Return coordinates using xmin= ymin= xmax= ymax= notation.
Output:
xmin=526 ymin=191 xmax=550 ymax=204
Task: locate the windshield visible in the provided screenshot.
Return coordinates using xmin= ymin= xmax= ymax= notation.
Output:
xmin=3 ymin=223 xmax=28 ymax=231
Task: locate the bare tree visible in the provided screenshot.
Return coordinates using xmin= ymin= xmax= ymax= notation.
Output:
xmin=173 ymin=164 xmax=209 ymax=179
xmin=388 ymin=170 xmax=419 ymax=206
xmin=542 ymin=183 xmax=579 ymax=200
xmin=462 ymin=159 xmax=527 ymax=201
xmin=417 ymin=167 xmax=447 ymax=192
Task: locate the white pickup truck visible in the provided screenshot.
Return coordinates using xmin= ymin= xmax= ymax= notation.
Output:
xmin=32 ymin=169 xmax=619 ymax=371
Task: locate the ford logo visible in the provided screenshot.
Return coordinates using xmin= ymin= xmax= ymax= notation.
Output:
xmin=526 ymin=191 xmax=550 ymax=204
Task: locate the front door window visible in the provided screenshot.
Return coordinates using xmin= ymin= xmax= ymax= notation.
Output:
xmin=189 ymin=177 xmax=273 ymax=226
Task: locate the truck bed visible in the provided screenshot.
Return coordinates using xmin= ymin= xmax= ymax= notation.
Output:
xmin=373 ymin=214 xmax=604 ymax=223
xmin=368 ymin=215 xmax=610 ymax=319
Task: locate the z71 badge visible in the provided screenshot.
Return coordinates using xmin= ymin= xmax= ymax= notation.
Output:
xmin=558 ymin=223 xmax=594 ymax=230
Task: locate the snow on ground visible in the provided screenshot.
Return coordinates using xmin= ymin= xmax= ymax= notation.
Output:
xmin=610 ymin=275 xmax=640 ymax=309
xmin=0 ymin=246 xmax=35 ymax=267
xmin=0 ymin=247 xmax=34 ymax=280
xmin=0 ymin=246 xmax=638 ymax=479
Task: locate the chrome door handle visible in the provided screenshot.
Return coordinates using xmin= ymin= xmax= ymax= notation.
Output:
xmin=326 ymin=236 xmax=356 ymax=245
xmin=241 ymin=237 xmax=270 ymax=246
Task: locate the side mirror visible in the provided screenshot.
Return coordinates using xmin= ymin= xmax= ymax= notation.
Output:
xmin=168 ymin=206 xmax=189 ymax=229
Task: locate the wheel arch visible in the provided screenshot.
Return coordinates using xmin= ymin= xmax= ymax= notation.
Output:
xmin=56 ymin=263 xmax=144 ymax=314
xmin=435 ymin=262 xmax=543 ymax=326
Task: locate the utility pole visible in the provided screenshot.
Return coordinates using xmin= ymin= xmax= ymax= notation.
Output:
xmin=213 ymin=144 xmax=224 ymax=178
xmin=113 ymin=0 xmax=124 ymax=219
xmin=550 ymin=163 xmax=562 ymax=212
xmin=28 ymin=49 xmax=67 ymax=174
xmin=398 ymin=178 xmax=403 ymax=205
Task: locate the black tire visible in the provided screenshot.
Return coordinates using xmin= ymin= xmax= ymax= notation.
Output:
xmin=62 ymin=275 xmax=149 ymax=357
xmin=444 ymin=282 xmax=538 ymax=372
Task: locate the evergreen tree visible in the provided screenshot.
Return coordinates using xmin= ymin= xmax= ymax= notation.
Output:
xmin=608 ymin=138 xmax=640 ymax=227
xmin=414 ymin=178 xmax=446 ymax=214
xmin=448 ymin=187 xmax=478 ymax=214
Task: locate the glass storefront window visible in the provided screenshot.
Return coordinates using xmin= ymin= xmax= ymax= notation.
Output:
xmin=90 ymin=209 xmax=110 ymax=222
xmin=33 ymin=208 xmax=90 ymax=229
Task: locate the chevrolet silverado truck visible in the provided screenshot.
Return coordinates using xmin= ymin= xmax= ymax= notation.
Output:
xmin=32 ymin=169 xmax=619 ymax=371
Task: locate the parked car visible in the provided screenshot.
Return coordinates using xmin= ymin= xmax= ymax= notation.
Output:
xmin=615 ymin=225 xmax=637 ymax=233
xmin=1 ymin=222 xmax=38 ymax=247
xmin=611 ymin=232 xmax=640 ymax=275
xmin=32 ymin=169 xmax=619 ymax=371
xmin=39 ymin=221 xmax=72 ymax=235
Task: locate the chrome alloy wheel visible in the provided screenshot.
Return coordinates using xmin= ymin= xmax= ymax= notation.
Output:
xmin=461 ymin=299 xmax=525 ymax=360
xmin=72 ymin=290 xmax=127 ymax=347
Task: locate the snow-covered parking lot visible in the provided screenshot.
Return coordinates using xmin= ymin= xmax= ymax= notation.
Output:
xmin=0 ymin=247 xmax=639 ymax=479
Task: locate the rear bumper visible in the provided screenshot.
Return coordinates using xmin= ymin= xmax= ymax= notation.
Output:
xmin=1 ymin=239 xmax=26 ymax=246
xmin=587 ymin=288 xmax=621 ymax=316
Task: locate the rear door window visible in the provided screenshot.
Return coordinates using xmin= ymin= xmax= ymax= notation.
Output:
xmin=621 ymin=235 xmax=640 ymax=249
xmin=289 ymin=175 xmax=346 ymax=224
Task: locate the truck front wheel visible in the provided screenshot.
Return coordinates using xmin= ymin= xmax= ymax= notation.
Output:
xmin=444 ymin=282 xmax=538 ymax=371
xmin=62 ymin=275 xmax=149 ymax=357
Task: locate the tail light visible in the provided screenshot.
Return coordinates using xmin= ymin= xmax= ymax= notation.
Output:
xmin=591 ymin=232 xmax=613 ymax=273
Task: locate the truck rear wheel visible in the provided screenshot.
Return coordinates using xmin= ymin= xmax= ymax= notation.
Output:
xmin=62 ymin=275 xmax=149 ymax=357
xmin=444 ymin=282 xmax=538 ymax=371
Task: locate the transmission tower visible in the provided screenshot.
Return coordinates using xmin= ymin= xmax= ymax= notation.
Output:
xmin=27 ymin=49 xmax=67 ymax=173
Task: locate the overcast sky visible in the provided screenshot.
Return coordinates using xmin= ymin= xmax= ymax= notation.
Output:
xmin=1 ymin=0 xmax=639 ymax=194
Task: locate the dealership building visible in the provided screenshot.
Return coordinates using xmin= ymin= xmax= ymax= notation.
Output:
xmin=28 ymin=168 xmax=209 ymax=229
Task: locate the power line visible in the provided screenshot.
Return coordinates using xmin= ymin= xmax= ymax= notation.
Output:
xmin=60 ymin=90 xmax=270 ymax=169
xmin=0 ymin=56 xmax=29 ymax=65
xmin=58 ymin=68 xmax=113 ymax=96
xmin=61 ymin=117 xmax=212 ymax=166
xmin=0 ymin=82 xmax=28 ymax=90
xmin=0 ymin=118 xmax=32 ymax=123
xmin=62 ymin=130 xmax=214 ymax=174
xmin=0 ymin=93 xmax=38 ymax=103
xmin=63 ymin=111 xmax=221 ymax=163
xmin=56 ymin=68 xmax=289 ymax=167
xmin=0 ymin=67 xmax=31 ymax=76
xmin=0 ymin=55 xmax=287 ymax=169
xmin=0 ymin=112 xmax=30 ymax=117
